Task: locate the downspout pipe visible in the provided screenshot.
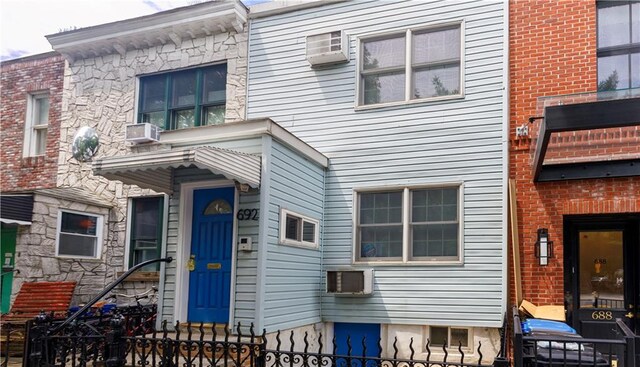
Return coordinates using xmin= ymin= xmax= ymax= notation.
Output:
xmin=51 ymin=257 xmax=172 ymax=333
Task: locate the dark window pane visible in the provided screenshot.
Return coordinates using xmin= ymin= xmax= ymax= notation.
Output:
xmin=172 ymin=70 xmax=197 ymax=107
xmin=430 ymin=327 xmax=448 ymax=347
xmin=203 ymin=105 xmax=225 ymax=126
xmin=412 ymin=223 xmax=458 ymax=258
xmin=141 ymin=76 xmax=166 ymax=111
xmin=598 ymin=4 xmax=630 ymax=48
xmin=303 ymin=221 xmax=315 ymax=243
xmin=203 ymin=199 xmax=232 ymax=215
xmin=413 ymin=65 xmax=460 ymax=98
xmin=59 ymin=233 xmax=97 ymax=257
xmin=451 ymin=329 xmax=468 ymax=348
xmin=131 ymin=197 xmax=163 ymax=269
xmin=598 ymin=54 xmax=630 ymax=91
xmin=363 ymin=72 xmax=405 ymax=105
xmin=173 ymin=109 xmax=195 ymax=129
xmin=413 ymin=27 xmax=460 ymax=64
xmin=360 ymin=192 xmax=402 ymax=224
xmin=61 ymin=212 xmax=97 ymax=236
xmin=285 ymin=215 xmax=301 ymax=241
xmin=362 ymin=36 xmax=405 ymax=70
xmin=360 ymin=225 xmax=402 ymax=258
xmin=142 ymin=111 xmax=165 ymax=128
xmin=632 ymin=53 xmax=640 ymax=88
xmin=203 ymin=65 xmax=227 ymax=104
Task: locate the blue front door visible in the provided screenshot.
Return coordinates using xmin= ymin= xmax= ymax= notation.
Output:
xmin=188 ymin=187 xmax=234 ymax=323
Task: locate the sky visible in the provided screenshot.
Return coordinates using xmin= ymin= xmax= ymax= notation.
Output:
xmin=0 ymin=0 xmax=265 ymax=61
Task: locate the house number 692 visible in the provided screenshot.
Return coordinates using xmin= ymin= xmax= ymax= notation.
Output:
xmin=236 ymin=209 xmax=259 ymax=221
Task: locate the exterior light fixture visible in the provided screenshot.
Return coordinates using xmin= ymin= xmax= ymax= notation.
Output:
xmin=535 ymin=228 xmax=553 ymax=266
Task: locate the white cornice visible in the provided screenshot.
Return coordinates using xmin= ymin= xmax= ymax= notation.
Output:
xmin=46 ymin=0 xmax=248 ymax=62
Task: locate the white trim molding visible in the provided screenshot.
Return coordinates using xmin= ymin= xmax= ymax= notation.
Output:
xmin=279 ymin=208 xmax=320 ymax=250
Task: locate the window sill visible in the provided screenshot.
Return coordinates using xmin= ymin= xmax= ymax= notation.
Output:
xmin=353 ymin=259 xmax=463 ymax=266
xmin=116 ymin=271 xmax=160 ymax=282
xmin=278 ymin=239 xmax=319 ymax=250
xmin=354 ymin=93 xmax=464 ymax=111
xmin=56 ymin=255 xmax=101 ymax=261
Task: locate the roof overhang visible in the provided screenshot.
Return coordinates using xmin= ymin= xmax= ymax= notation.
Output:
xmin=533 ymin=96 xmax=640 ymax=182
xmin=46 ymin=0 xmax=247 ymax=62
xmin=92 ymin=146 xmax=261 ymax=193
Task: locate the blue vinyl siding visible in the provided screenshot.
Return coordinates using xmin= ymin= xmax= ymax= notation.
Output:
xmin=262 ymin=139 xmax=325 ymax=331
xmin=248 ymin=0 xmax=506 ymax=327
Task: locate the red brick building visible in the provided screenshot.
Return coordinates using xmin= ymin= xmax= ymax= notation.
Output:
xmin=1 ymin=52 xmax=64 ymax=191
xmin=509 ymin=0 xmax=639 ymax=340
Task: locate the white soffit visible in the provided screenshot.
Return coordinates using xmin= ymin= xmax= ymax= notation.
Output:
xmin=46 ymin=0 xmax=248 ymax=61
xmin=92 ymin=146 xmax=261 ymax=193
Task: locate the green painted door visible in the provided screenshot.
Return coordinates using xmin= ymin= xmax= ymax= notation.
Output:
xmin=1 ymin=225 xmax=17 ymax=314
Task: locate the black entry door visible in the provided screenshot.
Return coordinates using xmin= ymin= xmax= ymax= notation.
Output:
xmin=564 ymin=215 xmax=639 ymax=338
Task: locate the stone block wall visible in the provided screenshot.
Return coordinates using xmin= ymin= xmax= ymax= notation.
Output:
xmin=0 ymin=52 xmax=65 ymax=192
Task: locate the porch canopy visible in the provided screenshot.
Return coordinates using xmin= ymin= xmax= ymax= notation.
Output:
xmin=92 ymin=146 xmax=261 ymax=193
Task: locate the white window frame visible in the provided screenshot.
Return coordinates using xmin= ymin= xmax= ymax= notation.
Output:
xmin=355 ymin=21 xmax=465 ymax=109
xmin=55 ymin=209 xmax=104 ymax=259
xmin=23 ymin=92 xmax=50 ymax=157
xmin=279 ymin=208 xmax=320 ymax=249
xmin=426 ymin=326 xmax=472 ymax=350
xmin=353 ymin=183 xmax=464 ymax=265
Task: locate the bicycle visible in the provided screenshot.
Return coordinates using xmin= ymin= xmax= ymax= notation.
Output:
xmin=107 ymin=287 xmax=159 ymax=336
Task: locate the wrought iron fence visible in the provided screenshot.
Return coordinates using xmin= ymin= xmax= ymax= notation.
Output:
xmin=23 ymin=315 xmax=508 ymax=367
xmin=512 ymin=308 xmax=638 ymax=367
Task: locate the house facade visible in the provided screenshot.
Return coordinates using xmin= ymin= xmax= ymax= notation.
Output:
xmin=246 ymin=0 xmax=508 ymax=358
xmin=24 ymin=0 xmax=511 ymax=361
xmin=509 ymin=0 xmax=640 ymax=341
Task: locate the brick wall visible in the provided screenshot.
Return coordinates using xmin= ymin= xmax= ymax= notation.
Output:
xmin=509 ymin=0 xmax=640 ymax=306
xmin=0 ymin=52 xmax=65 ymax=192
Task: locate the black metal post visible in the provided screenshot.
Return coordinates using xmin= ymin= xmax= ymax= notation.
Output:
xmin=105 ymin=314 xmax=127 ymax=367
xmin=52 ymin=257 xmax=172 ymax=333
xmin=25 ymin=312 xmax=50 ymax=367
xmin=512 ymin=309 xmax=523 ymax=367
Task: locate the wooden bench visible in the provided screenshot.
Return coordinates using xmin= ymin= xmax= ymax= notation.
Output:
xmin=0 ymin=281 xmax=76 ymax=356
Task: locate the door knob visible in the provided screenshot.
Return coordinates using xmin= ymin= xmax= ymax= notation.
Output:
xmin=187 ymin=255 xmax=196 ymax=271
xmin=624 ymin=312 xmax=634 ymax=319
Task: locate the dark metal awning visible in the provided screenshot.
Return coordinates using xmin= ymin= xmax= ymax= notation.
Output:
xmin=533 ymin=96 xmax=640 ymax=182
xmin=0 ymin=194 xmax=34 ymax=225
xmin=92 ymin=146 xmax=261 ymax=193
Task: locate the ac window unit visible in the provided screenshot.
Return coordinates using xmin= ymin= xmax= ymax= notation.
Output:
xmin=326 ymin=269 xmax=373 ymax=295
xmin=125 ymin=123 xmax=161 ymax=144
xmin=306 ymin=31 xmax=349 ymax=66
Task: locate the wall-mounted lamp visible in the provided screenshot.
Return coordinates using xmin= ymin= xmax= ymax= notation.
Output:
xmin=535 ymin=228 xmax=554 ymax=266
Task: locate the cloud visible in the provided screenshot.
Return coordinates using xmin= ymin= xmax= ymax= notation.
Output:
xmin=1 ymin=49 xmax=30 ymax=61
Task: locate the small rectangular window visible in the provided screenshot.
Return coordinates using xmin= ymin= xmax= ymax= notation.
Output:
xmin=23 ymin=93 xmax=49 ymax=157
xmin=56 ymin=210 xmax=103 ymax=258
xmin=355 ymin=185 xmax=462 ymax=264
xmin=428 ymin=326 xmax=469 ymax=348
xmin=279 ymin=208 xmax=319 ymax=249
xmin=128 ymin=197 xmax=164 ymax=271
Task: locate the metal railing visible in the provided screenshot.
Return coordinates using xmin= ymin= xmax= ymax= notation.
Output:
xmin=512 ymin=308 xmax=637 ymax=367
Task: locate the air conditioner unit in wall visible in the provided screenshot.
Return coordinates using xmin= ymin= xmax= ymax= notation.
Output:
xmin=306 ymin=31 xmax=349 ymax=66
xmin=326 ymin=269 xmax=374 ymax=295
xmin=125 ymin=123 xmax=161 ymax=144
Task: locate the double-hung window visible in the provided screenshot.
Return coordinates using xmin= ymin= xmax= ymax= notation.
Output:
xmin=138 ymin=64 xmax=227 ymax=130
xmin=597 ymin=1 xmax=640 ymax=91
xmin=56 ymin=210 xmax=103 ymax=258
xmin=358 ymin=23 xmax=463 ymax=106
xmin=355 ymin=185 xmax=462 ymax=263
xmin=23 ymin=93 xmax=49 ymax=156
xmin=128 ymin=197 xmax=164 ymax=271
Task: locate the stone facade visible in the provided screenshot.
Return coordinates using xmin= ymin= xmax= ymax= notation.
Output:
xmin=0 ymin=52 xmax=64 ymax=192
xmin=50 ymin=28 xmax=248 ymax=301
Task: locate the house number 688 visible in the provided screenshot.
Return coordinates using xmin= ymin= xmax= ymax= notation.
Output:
xmin=591 ymin=310 xmax=613 ymax=320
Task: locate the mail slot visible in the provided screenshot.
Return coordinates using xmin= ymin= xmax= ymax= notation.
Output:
xmin=207 ymin=263 xmax=222 ymax=270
